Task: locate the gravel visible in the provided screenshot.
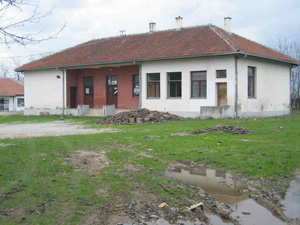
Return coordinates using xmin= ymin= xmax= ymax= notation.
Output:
xmin=0 ymin=121 xmax=116 ymax=139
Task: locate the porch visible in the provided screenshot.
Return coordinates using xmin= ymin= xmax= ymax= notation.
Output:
xmin=66 ymin=65 xmax=140 ymax=116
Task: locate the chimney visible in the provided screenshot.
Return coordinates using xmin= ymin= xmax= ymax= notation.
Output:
xmin=224 ymin=17 xmax=232 ymax=32
xmin=175 ymin=16 xmax=183 ymax=30
xmin=149 ymin=22 xmax=156 ymax=32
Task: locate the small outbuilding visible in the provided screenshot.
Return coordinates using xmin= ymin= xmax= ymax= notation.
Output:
xmin=0 ymin=78 xmax=24 ymax=112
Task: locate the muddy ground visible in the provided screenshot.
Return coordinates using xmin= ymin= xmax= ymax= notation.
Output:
xmin=1 ymin=145 xmax=298 ymax=225
xmin=70 ymin=148 xmax=299 ymax=225
xmin=0 ymin=121 xmax=116 ymax=139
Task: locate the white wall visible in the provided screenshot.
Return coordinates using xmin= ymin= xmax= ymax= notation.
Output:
xmin=141 ymin=56 xmax=236 ymax=117
xmin=24 ymin=69 xmax=64 ymax=110
xmin=237 ymin=57 xmax=290 ymax=117
xmin=22 ymin=56 xmax=291 ymax=118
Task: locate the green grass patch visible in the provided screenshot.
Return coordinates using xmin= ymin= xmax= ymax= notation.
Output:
xmin=0 ymin=113 xmax=299 ymax=224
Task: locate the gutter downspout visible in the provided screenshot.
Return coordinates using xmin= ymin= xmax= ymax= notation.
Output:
xmin=57 ymin=67 xmax=65 ymax=115
xmin=290 ymin=67 xmax=292 ymax=114
xmin=139 ymin=63 xmax=142 ymax=109
xmin=290 ymin=65 xmax=299 ymax=113
xmin=234 ymin=56 xmax=238 ymax=118
xmin=234 ymin=54 xmax=249 ymax=118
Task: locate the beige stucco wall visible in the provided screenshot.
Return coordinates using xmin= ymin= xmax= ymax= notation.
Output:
xmin=141 ymin=56 xmax=236 ymax=117
xmin=24 ymin=69 xmax=65 ymax=110
xmin=237 ymin=57 xmax=290 ymax=117
xmin=23 ymin=55 xmax=291 ymax=118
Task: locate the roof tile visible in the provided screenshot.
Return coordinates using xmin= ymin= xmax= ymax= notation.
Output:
xmin=17 ymin=25 xmax=300 ymax=71
xmin=0 ymin=78 xmax=24 ymax=96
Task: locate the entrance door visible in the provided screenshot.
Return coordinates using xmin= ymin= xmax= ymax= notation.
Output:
xmin=70 ymin=87 xmax=77 ymax=108
xmin=84 ymin=77 xmax=94 ymax=108
xmin=106 ymin=76 xmax=118 ymax=107
xmin=217 ymin=83 xmax=227 ymax=106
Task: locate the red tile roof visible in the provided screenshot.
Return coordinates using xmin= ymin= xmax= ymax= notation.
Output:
xmin=16 ymin=25 xmax=300 ymax=71
xmin=0 ymin=78 xmax=24 ymax=96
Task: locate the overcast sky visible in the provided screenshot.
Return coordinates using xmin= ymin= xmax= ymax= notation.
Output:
xmin=1 ymin=0 xmax=300 ymax=64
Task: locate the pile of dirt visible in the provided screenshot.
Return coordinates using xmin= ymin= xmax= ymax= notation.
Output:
xmin=95 ymin=108 xmax=184 ymax=125
xmin=194 ymin=125 xmax=251 ymax=135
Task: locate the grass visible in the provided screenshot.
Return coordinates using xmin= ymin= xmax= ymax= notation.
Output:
xmin=0 ymin=112 xmax=299 ymax=224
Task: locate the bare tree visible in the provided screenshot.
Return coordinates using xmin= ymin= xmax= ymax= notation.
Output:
xmin=269 ymin=34 xmax=300 ymax=110
xmin=10 ymin=56 xmax=23 ymax=83
xmin=0 ymin=61 xmax=11 ymax=77
xmin=0 ymin=0 xmax=65 ymax=46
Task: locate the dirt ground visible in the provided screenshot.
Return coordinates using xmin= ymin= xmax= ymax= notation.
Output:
xmin=0 ymin=121 xmax=116 ymax=139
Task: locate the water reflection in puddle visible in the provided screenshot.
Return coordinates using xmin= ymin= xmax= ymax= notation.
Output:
xmin=166 ymin=166 xmax=285 ymax=225
xmin=281 ymin=175 xmax=300 ymax=219
xmin=166 ymin=166 xmax=248 ymax=204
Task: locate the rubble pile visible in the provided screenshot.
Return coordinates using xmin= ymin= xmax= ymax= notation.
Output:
xmin=194 ymin=125 xmax=251 ymax=135
xmin=95 ymin=108 xmax=184 ymax=124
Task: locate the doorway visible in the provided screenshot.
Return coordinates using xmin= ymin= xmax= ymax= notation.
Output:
xmin=217 ymin=83 xmax=227 ymax=106
xmin=106 ymin=75 xmax=118 ymax=108
xmin=70 ymin=87 xmax=77 ymax=108
xmin=84 ymin=77 xmax=94 ymax=108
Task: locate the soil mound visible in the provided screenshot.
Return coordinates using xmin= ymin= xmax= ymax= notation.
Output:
xmin=194 ymin=125 xmax=251 ymax=135
xmin=95 ymin=108 xmax=184 ymax=125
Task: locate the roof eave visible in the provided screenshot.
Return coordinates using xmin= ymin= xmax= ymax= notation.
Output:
xmin=16 ymin=52 xmax=299 ymax=72
xmin=16 ymin=52 xmax=239 ymax=72
xmin=237 ymin=52 xmax=300 ymax=66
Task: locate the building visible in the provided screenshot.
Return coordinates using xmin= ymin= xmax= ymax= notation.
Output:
xmin=16 ymin=17 xmax=300 ymax=118
xmin=0 ymin=78 xmax=24 ymax=112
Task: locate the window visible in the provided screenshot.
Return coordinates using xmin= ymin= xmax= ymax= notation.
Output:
xmin=248 ymin=67 xmax=256 ymax=98
xmin=147 ymin=73 xmax=160 ymax=98
xmin=17 ymin=98 xmax=24 ymax=107
xmin=107 ymin=76 xmax=117 ymax=85
xmin=0 ymin=98 xmax=9 ymax=111
xmin=191 ymin=71 xmax=207 ymax=98
xmin=84 ymin=77 xmax=94 ymax=86
xmin=168 ymin=72 xmax=182 ymax=98
xmin=132 ymin=75 xmax=140 ymax=97
xmin=216 ymin=70 xmax=227 ymax=78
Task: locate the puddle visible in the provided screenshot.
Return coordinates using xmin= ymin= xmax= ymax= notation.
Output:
xmin=231 ymin=199 xmax=284 ymax=225
xmin=281 ymin=175 xmax=300 ymax=219
xmin=144 ymin=218 xmax=203 ymax=225
xmin=206 ymin=212 xmax=233 ymax=224
xmin=166 ymin=166 xmax=285 ymax=225
xmin=166 ymin=166 xmax=248 ymax=204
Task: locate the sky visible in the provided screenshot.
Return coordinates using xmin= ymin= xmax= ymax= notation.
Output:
xmin=0 ymin=0 xmax=300 ymax=64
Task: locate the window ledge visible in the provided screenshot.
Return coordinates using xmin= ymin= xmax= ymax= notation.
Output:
xmin=190 ymin=97 xmax=207 ymax=99
xmin=248 ymin=97 xmax=257 ymax=99
xmin=146 ymin=97 xmax=160 ymax=99
xmin=167 ymin=97 xmax=182 ymax=99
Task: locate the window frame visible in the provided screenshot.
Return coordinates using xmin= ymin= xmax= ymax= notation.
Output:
xmin=132 ymin=74 xmax=140 ymax=98
xmin=167 ymin=72 xmax=182 ymax=98
xmin=248 ymin=66 xmax=256 ymax=98
xmin=147 ymin=73 xmax=160 ymax=98
xmin=17 ymin=98 xmax=25 ymax=107
xmin=191 ymin=71 xmax=207 ymax=99
xmin=216 ymin=70 xmax=227 ymax=78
